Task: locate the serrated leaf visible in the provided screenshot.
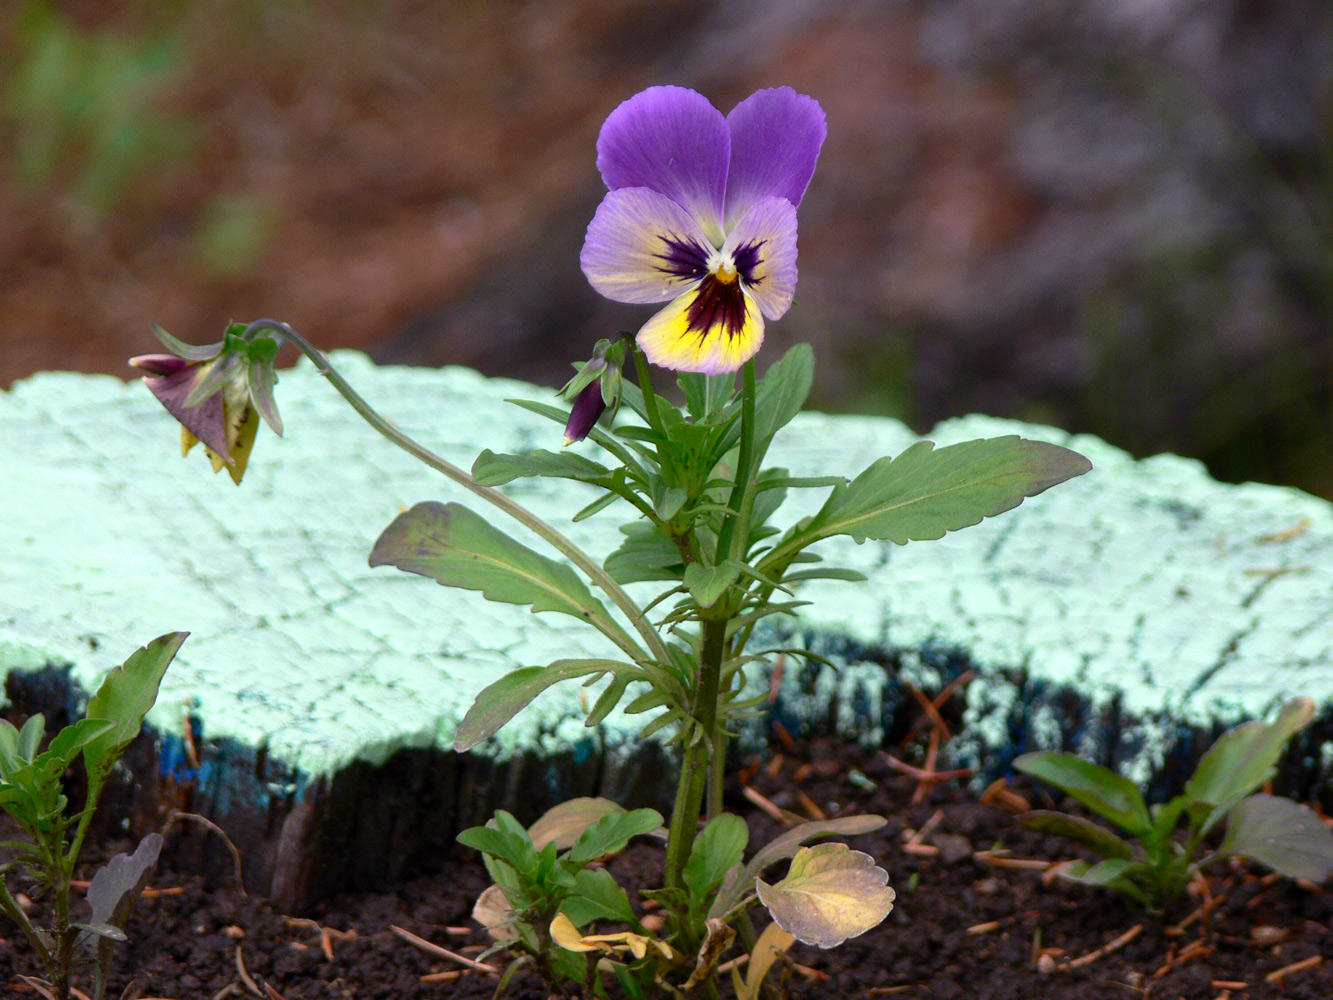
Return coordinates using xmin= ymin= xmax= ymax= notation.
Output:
xmin=710 ymin=815 xmax=887 ymax=919
xmin=472 ymin=449 xmax=611 ymax=487
xmin=1219 ymin=794 xmax=1333 ymax=881
xmin=79 ymin=831 xmax=162 ymax=975
xmin=83 ymin=634 xmax=187 ymax=809
xmin=733 ymin=922 xmax=796 ymax=1000
xmin=684 ymin=562 xmax=741 ymax=609
xmin=528 ymin=797 xmax=625 ymax=851
xmin=455 ymin=660 xmax=628 ymax=751
xmin=1019 ymin=810 xmax=1134 ymax=860
xmin=1185 ymin=698 xmax=1315 ymax=814
xmin=567 ymin=808 xmax=664 ymax=865
xmin=684 ymin=813 xmax=749 ymax=904
xmin=371 ymin=502 xmax=616 ymax=636
xmin=1014 ymin=752 xmax=1152 ymax=837
xmin=808 ymin=437 xmax=1092 ymax=545
xmin=755 ymin=843 xmax=895 ymax=948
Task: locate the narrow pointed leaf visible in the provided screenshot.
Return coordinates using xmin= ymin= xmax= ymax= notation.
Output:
xmin=1019 ymin=810 xmax=1134 ymax=860
xmin=1185 ymin=698 xmax=1315 ymax=812
xmin=1219 ymin=794 xmax=1333 ymax=881
xmin=755 ymin=843 xmax=895 ymax=948
xmin=751 ymin=344 xmax=815 ymax=448
xmin=150 ymin=323 xmax=222 ymax=361
xmin=454 ymin=660 xmax=626 ymax=751
xmin=246 ymin=357 xmax=283 ymax=436
xmin=83 ymin=633 xmax=188 ymax=808
xmin=371 ymin=502 xmax=615 ymax=630
xmin=808 ymin=436 xmax=1092 ymax=545
xmin=1014 ymin=752 xmax=1152 ymax=837
xmin=472 ymin=449 xmax=611 ymax=486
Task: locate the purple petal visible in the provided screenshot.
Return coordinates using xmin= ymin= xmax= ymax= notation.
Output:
xmin=596 ymin=87 xmax=730 ymax=245
xmin=141 ymin=365 xmax=232 ymax=461
xmin=563 ymin=381 xmax=607 ymax=444
xmin=581 ymin=187 xmax=714 ymax=304
xmin=129 ymin=354 xmax=190 ymax=378
xmin=723 ymin=88 xmax=826 ymax=229
xmin=725 ymin=196 xmax=799 ymax=321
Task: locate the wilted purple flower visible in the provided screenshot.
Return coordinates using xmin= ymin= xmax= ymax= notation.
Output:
xmin=130 ymin=323 xmax=283 ymax=485
xmin=581 ymin=86 xmax=826 ymax=374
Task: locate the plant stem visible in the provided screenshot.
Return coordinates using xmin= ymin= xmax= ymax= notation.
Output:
xmin=241 ymin=320 xmax=671 ymax=669
xmin=661 ymin=619 xmax=728 ymax=906
xmin=715 ymin=360 xmax=757 ymax=565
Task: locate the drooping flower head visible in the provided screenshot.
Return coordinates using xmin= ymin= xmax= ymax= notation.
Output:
xmin=581 ymin=86 xmax=826 ymax=374
xmin=559 ymin=335 xmax=627 ymax=444
xmin=130 ymin=321 xmax=283 ymax=485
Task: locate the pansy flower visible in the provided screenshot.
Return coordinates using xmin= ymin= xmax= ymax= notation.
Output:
xmin=580 ymin=86 xmax=826 ymax=374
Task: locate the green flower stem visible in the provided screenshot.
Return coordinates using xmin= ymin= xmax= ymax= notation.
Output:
xmin=662 ymin=618 xmax=728 ymax=915
xmin=630 ymin=345 xmax=680 ymax=484
xmin=240 ymin=320 xmax=671 ymax=670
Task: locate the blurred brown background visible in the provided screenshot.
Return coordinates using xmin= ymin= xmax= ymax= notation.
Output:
xmin=2 ymin=0 xmax=1330 ymax=497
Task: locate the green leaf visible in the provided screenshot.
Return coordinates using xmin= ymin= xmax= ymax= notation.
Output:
xmin=684 ymin=813 xmax=749 ymax=903
xmin=39 ymin=717 xmax=116 ymax=773
xmin=567 ymin=808 xmax=664 ymax=865
xmin=455 ymin=661 xmax=627 ymax=751
xmin=150 ymin=323 xmax=222 ymax=361
xmin=1218 ymin=794 xmax=1333 ymax=881
xmin=83 ymin=633 xmax=187 ymax=809
xmin=16 ymin=715 xmax=44 ymax=762
xmin=572 ymin=490 xmax=621 ymax=523
xmin=370 ymin=501 xmax=614 ymax=627
xmin=458 ymin=811 xmax=540 ymax=880
xmin=472 ymin=449 xmax=611 ymax=487
xmin=1013 ymin=752 xmax=1152 ymax=837
xmin=604 ymin=522 xmax=682 ymax=585
xmin=678 ymin=371 xmax=735 ymax=422
xmin=651 ymin=483 xmax=689 ymax=521
xmin=780 ymin=567 xmax=868 ymax=584
xmin=806 ymin=437 xmax=1092 ymax=546
xmin=561 ymin=866 xmax=638 ymax=927
xmin=528 ymin=797 xmax=625 ymax=851
xmin=1060 ymin=857 xmax=1141 ymax=887
xmin=710 ymin=815 xmax=887 ymax=919
xmin=584 ymin=673 xmax=635 ymax=727
xmin=1019 ymin=810 xmax=1134 ymax=860
xmin=752 ymin=344 xmax=814 ymax=447
xmin=1184 ymin=698 xmax=1315 ymax=814
xmin=683 ymin=562 xmax=741 ymax=609
xmin=755 ymin=843 xmax=895 ymax=948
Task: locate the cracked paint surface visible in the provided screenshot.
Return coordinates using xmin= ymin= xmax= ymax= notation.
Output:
xmin=2 ymin=353 xmax=1331 ymax=784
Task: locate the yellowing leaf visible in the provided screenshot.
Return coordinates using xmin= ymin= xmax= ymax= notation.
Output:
xmin=472 ymin=884 xmax=519 ymax=942
xmin=732 ymin=921 xmax=796 ymax=1000
xmin=755 ymin=843 xmax=895 ymax=948
xmin=528 ymin=797 xmax=624 ymax=851
xmin=548 ymin=913 xmax=673 ymax=961
xmin=683 ymin=918 xmax=736 ymax=990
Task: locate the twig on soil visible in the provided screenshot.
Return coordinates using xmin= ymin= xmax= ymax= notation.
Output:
xmin=1263 ymin=954 xmax=1322 ymax=985
xmin=979 ymin=778 xmax=1031 ymax=814
xmin=1067 ymin=924 xmax=1143 ymax=969
xmin=1165 ymin=893 xmax=1228 ymax=937
xmin=1153 ymin=937 xmax=1214 ymax=980
xmin=742 ymin=785 xmax=792 ymax=825
xmin=794 ymin=788 xmax=826 ymax=821
xmin=972 ymin=850 xmax=1052 ymax=871
xmin=881 ymin=737 xmax=975 ymax=804
xmin=420 ymin=971 xmax=462 ymax=983
xmin=164 ymin=811 xmax=246 ymax=894
xmin=390 ymin=924 xmax=499 ymax=974
xmin=234 ymin=946 xmax=262 ymax=996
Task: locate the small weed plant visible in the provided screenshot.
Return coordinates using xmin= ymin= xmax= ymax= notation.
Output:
xmin=132 ymin=86 xmax=1091 ymax=997
xmin=0 ymin=633 xmax=185 ymax=1000
xmin=1015 ymin=697 xmax=1333 ymax=910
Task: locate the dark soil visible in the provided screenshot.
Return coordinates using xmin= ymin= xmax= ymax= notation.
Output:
xmin=3 ymin=738 xmax=1330 ymax=999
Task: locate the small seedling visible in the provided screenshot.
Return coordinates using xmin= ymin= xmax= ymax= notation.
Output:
xmin=0 ymin=632 xmax=185 ymax=1000
xmin=1014 ymin=697 xmax=1333 ymax=908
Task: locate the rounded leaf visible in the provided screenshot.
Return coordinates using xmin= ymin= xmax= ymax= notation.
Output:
xmin=754 ymin=843 xmax=895 ymax=948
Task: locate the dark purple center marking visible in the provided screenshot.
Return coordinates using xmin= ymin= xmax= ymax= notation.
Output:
xmin=685 ymin=273 xmax=748 ymax=342
xmin=652 ymin=235 xmax=709 ymax=281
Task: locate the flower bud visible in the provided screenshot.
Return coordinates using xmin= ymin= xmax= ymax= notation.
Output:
xmin=563 ymin=380 xmax=608 ymax=445
xmin=559 ymin=336 xmax=626 ymax=445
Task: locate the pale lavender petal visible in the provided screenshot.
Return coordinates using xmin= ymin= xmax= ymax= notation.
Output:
xmin=581 ymin=187 xmax=713 ymax=304
xmin=725 ymin=196 xmax=798 ymax=320
xmin=723 ymin=87 xmax=826 ymax=229
xmin=596 ymin=87 xmax=729 ymax=245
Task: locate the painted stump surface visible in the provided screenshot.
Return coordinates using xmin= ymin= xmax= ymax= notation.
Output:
xmin=3 ymin=354 xmax=1331 ymax=907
